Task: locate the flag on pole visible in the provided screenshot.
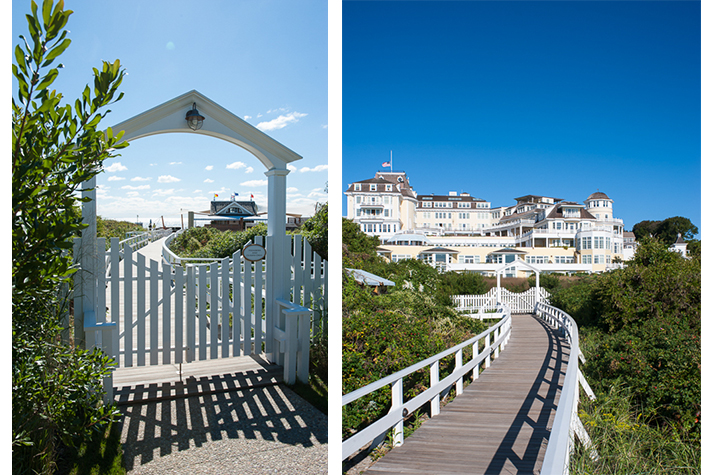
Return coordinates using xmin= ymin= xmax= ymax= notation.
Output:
xmin=382 ymin=161 xmax=391 ymax=168
xmin=250 ymin=193 xmax=254 ymax=199
xmin=214 ymin=193 xmax=218 ymax=200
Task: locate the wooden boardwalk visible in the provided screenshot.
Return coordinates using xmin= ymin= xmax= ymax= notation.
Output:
xmin=366 ymin=314 xmax=569 ymax=475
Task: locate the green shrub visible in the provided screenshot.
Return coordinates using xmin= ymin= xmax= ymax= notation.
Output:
xmin=12 ymin=1 xmax=126 ymax=472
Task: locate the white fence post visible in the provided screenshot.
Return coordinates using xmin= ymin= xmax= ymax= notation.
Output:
xmin=392 ymin=378 xmax=404 ymax=447
xmin=430 ymin=362 xmax=440 ymax=416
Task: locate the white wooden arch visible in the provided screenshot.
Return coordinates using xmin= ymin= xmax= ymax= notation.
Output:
xmin=494 ymin=257 xmax=541 ymax=305
xmin=78 ymin=90 xmax=302 ymax=356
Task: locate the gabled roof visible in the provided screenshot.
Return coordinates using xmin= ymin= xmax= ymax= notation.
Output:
xmin=210 ymin=200 xmax=258 ymax=216
xmin=111 ymin=90 xmax=301 ymax=170
xmin=546 ymin=202 xmax=596 ymax=220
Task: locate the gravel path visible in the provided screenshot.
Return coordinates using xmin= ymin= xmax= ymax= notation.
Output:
xmin=119 ymin=384 xmax=327 ymax=474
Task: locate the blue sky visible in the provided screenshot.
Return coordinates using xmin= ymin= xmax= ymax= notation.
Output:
xmin=12 ymin=0 xmax=328 ymax=226
xmin=342 ymin=1 xmax=701 ymax=238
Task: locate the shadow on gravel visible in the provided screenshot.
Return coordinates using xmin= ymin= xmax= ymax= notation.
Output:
xmin=118 ymin=382 xmax=327 ymax=471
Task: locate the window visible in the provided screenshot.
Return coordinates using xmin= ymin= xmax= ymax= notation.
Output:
xmin=370 ymin=184 xmax=377 ymax=191
xmin=384 ymin=196 xmax=390 ymax=204
xmin=594 ymin=237 xmax=602 ymax=249
xmin=384 ymin=209 xmax=389 ymax=217
xmin=582 ymin=237 xmax=591 ymax=250
xmin=606 ymin=237 xmax=611 ymax=250
xmin=582 ymin=255 xmax=592 ymax=264
xmin=356 ymin=196 xmax=361 ymax=203
xmin=354 ymin=184 xmax=361 ymax=191
xmin=385 ymin=184 xmax=392 ymax=191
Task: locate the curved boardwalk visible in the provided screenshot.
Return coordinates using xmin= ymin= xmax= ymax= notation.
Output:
xmin=366 ymin=314 xmax=569 ymax=475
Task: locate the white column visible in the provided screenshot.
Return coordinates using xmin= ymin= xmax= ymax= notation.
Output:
xmin=78 ymin=175 xmax=99 ymax=348
xmin=265 ymin=167 xmax=289 ymax=358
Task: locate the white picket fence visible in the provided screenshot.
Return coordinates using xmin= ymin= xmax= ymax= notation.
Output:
xmin=453 ymin=287 xmax=550 ymax=315
xmin=74 ymin=233 xmax=326 ymax=394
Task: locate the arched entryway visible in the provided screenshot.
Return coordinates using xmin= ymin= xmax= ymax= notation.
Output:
xmin=77 ymin=90 xmax=302 ymax=362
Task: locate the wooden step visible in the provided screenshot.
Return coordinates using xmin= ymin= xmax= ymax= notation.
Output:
xmin=113 ymin=354 xmax=283 ymax=405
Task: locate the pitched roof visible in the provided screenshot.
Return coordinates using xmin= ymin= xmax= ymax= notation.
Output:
xmin=586 ymin=191 xmax=611 ymax=201
xmin=546 ymin=202 xmax=596 ymax=220
xmin=210 ymin=200 xmax=258 ymax=216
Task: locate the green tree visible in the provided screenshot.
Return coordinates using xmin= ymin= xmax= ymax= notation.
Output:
xmin=632 ymin=216 xmax=698 ymax=247
xmin=12 ymin=1 xmax=127 ymax=472
xmin=343 ymin=218 xmax=381 ymax=255
xmin=299 ymin=202 xmax=328 ymax=259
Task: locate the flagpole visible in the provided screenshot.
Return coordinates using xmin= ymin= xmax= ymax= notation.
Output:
xmin=390 ymin=150 xmax=393 ymax=172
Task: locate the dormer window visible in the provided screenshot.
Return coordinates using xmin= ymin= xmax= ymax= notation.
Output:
xmin=354 ymin=184 xmax=361 ymax=191
xmin=370 ymin=184 xmax=377 ymax=191
xmin=385 ymin=184 xmax=392 ymax=191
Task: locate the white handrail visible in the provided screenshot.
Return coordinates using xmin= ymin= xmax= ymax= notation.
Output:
xmin=536 ymin=302 xmax=597 ymax=475
xmin=342 ymin=304 xmax=512 ymax=461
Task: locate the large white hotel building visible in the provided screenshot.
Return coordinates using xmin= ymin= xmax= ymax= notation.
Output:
xmin=345 ymin=171 xmax=637 ymax=276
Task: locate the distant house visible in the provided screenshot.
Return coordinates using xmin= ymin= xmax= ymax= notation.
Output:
xmin=205 ymin=199 xmax=259 ymax=231
xmin=669 ymin=233 xmax=689 ymax=258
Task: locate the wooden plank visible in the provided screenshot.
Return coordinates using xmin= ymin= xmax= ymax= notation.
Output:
xmin=136 ymin=253 xmax=146 ymax=367
xmin=174 ymin=265 xmax=184 ymax=364
xmin=363 ymin=314 xmax=569 ymax=475
xmin=186 ymin=265 xmax=196 ymax=363
xmin=221 ymin=257 xmax=231 ymax=358
xmin=243 ymin=257 xmax=253 ymax=356
xmin=198 ymin=265 xmax=207 ymax=361
xmin=124 ymin=246 xmax=133 ymax=367
xmin=162 ymin=262 xmax=171 ymax=364
xmin=149 ymin=259 xmax=159 ymax=366
xmin=232 ymin=251 xmax=242 ymax=357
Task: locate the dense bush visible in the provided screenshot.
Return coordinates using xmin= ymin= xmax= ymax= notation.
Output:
xmin=12 ymin=2 xmax=126 ymax=472
xmin=97 ymin=216 xmax=144 ymax=241
xmin=342 ymin=222 xmax=488 ymax=438
xmin=168 ymin=223 xmax=268 ymax=259
xmin=552 ymin=238 xmax=700 ymax=471
xmin=299 ymin=202 xmax=328 ymax=259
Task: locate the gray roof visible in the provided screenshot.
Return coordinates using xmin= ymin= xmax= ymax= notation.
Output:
xmin=346 ymin=268 xmax=396 ymax=287
xmin=210 ymin=200 xmax=258 ymax=216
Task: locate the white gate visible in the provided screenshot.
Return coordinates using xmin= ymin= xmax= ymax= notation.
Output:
xmin=453 ymin=287 xmax=550 ymax=316
xmin=74 ymin=233 xmax=326 ymax=399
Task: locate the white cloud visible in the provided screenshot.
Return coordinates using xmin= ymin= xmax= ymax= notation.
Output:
xmin=256 ymin=112 xmax=307 ymax=131
xmin=287 ymin=164 xmax=297 ymax=172
xmin=240 ymin=179 xmax=268 ymax=187
xmin=203 ymin=178 xmax=214 ymax=183
xmin=300 ymin=164 xmax=328 ymax=173
xmin=122 ymin=184 xmax=150 ymax=190
xmin=243 ymin=115 xmax=251 ymax=120
xmin=193 ymin=190 xmax=202 ymax=194
xmin=150 ymin=163 xmax=157 ymax=167
xmin=152 ymin=189 xmax=175 ymax=196
xmin=245 ymin=166 xmax=254 ymax=174
xmin=226 ymin=161 xmax=247 ymax=170
xmin=131 ymin=176 xmax=151 ymax=181
xmin=108 ymin=176 xmax=125 ymax=181
xmin=158 ymin=175 xmax=181 ymax=183
xmin=105 ymin=162 xmax=128 ymax=172
xmin=205 ymin=165 xmax=214 ymax=171
xmin=126 ymin=191 xmax=141 ymax=197
xmin=287 ymin=187 xmax=299 ymax=193
xmin=169 ymin=161 xmax=182 ymax=165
